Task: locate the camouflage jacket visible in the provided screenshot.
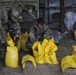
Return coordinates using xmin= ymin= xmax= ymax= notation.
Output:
xmin=29 ymin=24 xmax=52 ymax=43
xmin=0 ymin=7 xmax=8 ymax=44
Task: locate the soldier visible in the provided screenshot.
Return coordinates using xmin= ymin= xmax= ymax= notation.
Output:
xmin=7 ymin=8 xmax=21 ymax=39
xmin=27 ymin=17 xmax=52 ymax=50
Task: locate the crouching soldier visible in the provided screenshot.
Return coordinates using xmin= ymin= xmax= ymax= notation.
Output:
xmin=26 ymin=18 xmax=52 ymax=54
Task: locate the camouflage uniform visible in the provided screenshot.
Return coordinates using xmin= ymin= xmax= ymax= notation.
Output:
xmin=0 ymin=7 xmax=8 ymax=61
xmin=12 ymin=9 xmax=21 ymax=37
xmin=0 ymin=7 xmax=8 ymax=44
xmin=7 ymin=9 xmax=21 ymax=39
xmin=29 ymin=24 xmax=52 ymax=43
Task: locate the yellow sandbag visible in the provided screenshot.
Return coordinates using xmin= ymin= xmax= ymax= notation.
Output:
xmin=49 ymin=40 xmax=57 ymax=51
xmin=6 ymin=32 xmax=21 ymax=51
xmin=49 ymin=37 xmax=54 ymax=43
xmin=61 ymin=55 xmax=76 ymax=71
xmin=32 ymin=41 xmax=44 ymax=64
xmin=21 ymin=32 xmax=28 ymax=51
xmin=7 ymin=37 xmax=14 ymax=47
xmin=74 ymin=30 xmax=76 ymax=40
xmin=6 ymin=32 xmax=10 ymax=38
xmin=17 ymin=32 xmax=28 ymax=51
xmin=49 ymin=45 xmax=58 ymax=55
xmin=72 ymin=45 xmax=76 ymax=51
xmin=72 ymin=45 xmax=76 ymax=62
xmin=35 ymin=55 xmax=44 ymax=64
xmin=21 ymin=37 xmax=28 ymax=51
xmin=22 ymin=55 xmax=36 ymax=69
xmin=42 ymin=37 xmax=54 ymax=50
xmin=45 ymin=40 xmax=58 ymax=56
xmin=32 ymin=41 xmax=44 ymax=57
xmin=5 ymin=38 xmax=18 ymax=68
xmin=44 ymin=42 xmax=52 ymax=56
xmin=49 ymin=52 xmax=58 ymax=64
xmin=72 ymin=51 xmax=76 ymax=62
xmin=42 ymin=39 xmax=49 ymax=49
xmin=44 ymin=41 xmax=57 ymax=56
xmin=44 ymin=55 xmax=52 ymax=64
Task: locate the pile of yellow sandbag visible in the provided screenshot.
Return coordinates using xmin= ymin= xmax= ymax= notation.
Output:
xmin=33 ymin=38 xmax=58 ymax=64
xmin=61 ymin=45 xmax=76 ymax=71
xmin=22 ymin=37 xmax=58 ymax=69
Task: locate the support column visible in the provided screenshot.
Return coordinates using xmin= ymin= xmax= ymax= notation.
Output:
xmin=60 ymin=0 xmax=65 ymax=32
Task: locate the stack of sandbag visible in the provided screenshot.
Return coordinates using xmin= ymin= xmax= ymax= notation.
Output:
xmin=43 ymin=38 xmax=58 ymax=64
xmin=32 ymin=37 xmax=58 ymax=64
xmin=21 ymin=37 xmax=58 ymax=69
xmin=61 ymin=45 xmax=76 ymax=71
